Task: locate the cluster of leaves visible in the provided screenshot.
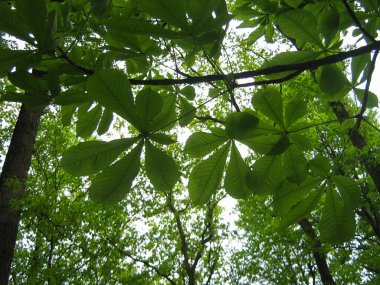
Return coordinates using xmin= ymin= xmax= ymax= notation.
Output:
xmin=1 ymin=1 xmax=380 ymax=284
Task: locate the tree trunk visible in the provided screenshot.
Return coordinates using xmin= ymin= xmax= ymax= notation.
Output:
xmin=0 ymin=104 xmax=43 ymax=285
xmin=299 ymin=219 xmax=336 ymax=285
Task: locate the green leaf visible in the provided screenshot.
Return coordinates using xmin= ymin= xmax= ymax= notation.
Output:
xmin=288 ymin=133 xmax=314 ymax=151
xmin=318 ymin=5 xmax=340 ymax=44
xmin=61 ymin=105 xmax=76 ymax=127
xmin=274 ymin=177 xmax=324 ymax=214
xmin=179 ymin=86 xmax=196 ymax=100
xmin=242 ymin=134 xmax=289 ymax=155
xmin=0 ymin=3 xmax=33 ymax=43
xmin=285 ymin=99 xmax=307 ymax=128
xmin=106 ymin=17 xmax=185 ymax=39
xmin=140 ymin=0 xmax=188 ymax=29
xmin=179 ymin=97 xmax=196 ymax=127
xmin=0 ymin=49 xmax=40 ymax=75
xmin=16 ymin=0 xmax=48 ymax=46
xmin=149 ymin=133 xmax=177 ymax=145
xmin=8 ymin=71 xmax=47 ymax=95
xmin=189 ymin=143 xmax=230 ymax=205
xmin=262 ymin=51 xmax=322 ymax=80
xmin=97 ymin=109 xmax=114 ymax=136
xmin=285 ymin=0 xmax=303 ymax=8
xmin=0 ymin=92 xmax=50 ymax=109
xmin=76 ymin=104 xmax=102 ymax=138
xmin=135 ymin=88 xmax=163 ymax=131
xmin=61 ymin=138 xmax=137 ymax=176
xmin=147 ymin=91 xmax=177 ymax=132
xmin=309 ymin=155 xmax=330 ymax=177
xmin=145 ymin=141 xmax=180 ymax=192
xmin=88 ymin=143 xmax=142 ymax=204
xmin=282 ymin=145 xmax=308 ymax=184
xmin=351 ymin=53 xmax=371 ymax=85
xmin=332 ymin=176 xmax=360 ymax=209
xmin=224 ymin=143 xmax=252 ymax=199
xmin=246 ymin=155 xmax=282 ymax=194
xmin=53 ymin=90 xmax=91 ymax=106
xmin=87 ymin=69 xmax=139 ymax=127
xmin=225 ymin=111 xmax=259 ymax=139
xmin=278 ymin=187 xmax=322 ymax=231
xmin=91 ymin=0 xmax=111 ymax=16
xmin=184 ymin=132 xmax=229 ymax=158
xmin=318 ymin=65 xmax=347 ymax=96
xmin=252 ymin=87 xmax=285 ymax=128
xmin=354 ymin=88 xmax=379 ymax=108
xmin=277 ymin=9 xmax=324 ymax=48
xmin=319 ymin=188 xmax=356 ymax=244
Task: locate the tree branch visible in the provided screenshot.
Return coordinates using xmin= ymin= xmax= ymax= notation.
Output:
xmin=58 ymin=42 xmax=380 ymax=86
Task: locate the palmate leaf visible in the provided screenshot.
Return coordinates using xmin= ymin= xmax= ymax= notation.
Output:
xmin=145 ymin=140 xmax=180 ymax=192
xmin=277 ymin=9 xmax=324 ymax=49
xmin=351 ymin=53 xmax=371 ymax=85
xmin=242 ymin=134 xmax=290 ymax=155
xmin=309 ymin=155 xmax=331 ymax=177
xmin=318 ymin=5 xmax=340 ymax=45
xmin=285 ymin=99 xmax=307 ymax=128
xmin=89 ymin=143 xmax=143 ymax=204
xmin=61 ymin=137 xmax=137 ymax=176
xmin=246 ymin=155 xmax=282 ymax=194
xmin=87 ymin=69 xmax=140 ymax=128
xmin=318 ymin=64 xmax=348 ymax=97
xmin=140 ymin=0 xmax=188 ymax=29
xmin=282 ymin=145 xmax=308 ymax=184
xmin=0 ymin=3 xmax=33 ymax=44
xmin=354 ymin=88 xmax=379 ymax=108
xmin=179 ymin=97 xmax=196 ymax=127
xmin=76 ymin=104 xmax=102 ymax=138
xmin=224 ymin=142 xmax=252 ymax=199
xmin=319 ymin=188 xmax=356 ymax=244
xmin=106 ymin=17 xmax=186 ymax=39
xmin=135 ymin=88 xmax=163 ymax=132
xmin=225 ymin=111 xmax=259 ymax=139
xmin=278 ymin=187 xmax=322 ymax=231
xmin=262 ymin=51 xmax=322 ymax=80
xmin=189 ymin=143 xmax=230 ymax=205
xmin=179 ymin=86 xmax=196 ymax=100
xmin=97 ymin=108 xmax=114 ymax=136
xmin=184 ymin=132 xmax=229 ymax=158
xmin=273 ymin=177 xmax=324 ymax=214
xmin=252 ymin=87 xmax=285 ymax=129
xmin=149 ymin=133 xmax=176 ymax=145
xmin=332 ymin=175 xmax=360 ymax=209
xmin=0 ymin=49 xmax=40 ymax=76
xmin=148 ymin=91 xmax=177 ymax=132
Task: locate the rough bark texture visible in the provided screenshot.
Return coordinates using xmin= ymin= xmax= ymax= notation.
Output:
xmin=299 ymin=219 xmax=336 ymax=285
xmin=0 ymin=104 xmax=42 ymax=285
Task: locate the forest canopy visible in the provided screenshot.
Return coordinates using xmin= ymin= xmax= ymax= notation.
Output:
xmin=1 ymin=0 xmax=380 ymax=284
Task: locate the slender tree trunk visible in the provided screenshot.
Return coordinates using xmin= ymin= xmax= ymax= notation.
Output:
xmin=299 ymin=219 xmax=336 ymax=285
xmin=0 ymin=104 xmax=43 ymax=285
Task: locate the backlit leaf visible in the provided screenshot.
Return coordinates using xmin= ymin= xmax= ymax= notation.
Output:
xmin=225 ymin=111 xmax=259 ymax=139
xmin=145 ymin=140 xmax=180 ymax=192
xmin=89 ymin=143 xmax=142 ymax=204
xmin=135 ymin=88 xmax=163 ymax=131
xmin=319 ymin=188 xmax=356 ymax=244
xmin=184 ymin=132 xmax=229 ymax=158
xmin=225 ymin=143 xmax=252 ymax=199
xmin=277 ymin=9 xmax=324 ymax=48
xmin=87 ymin=69 xmax=139 ymax=127
xmin=61 ymin=138 xmax=137 ymax=176
xmin=247 ymin=155 xmax=282 ymax=194
xmin=252 ymin=87 xmax=285 ymax=128
xmin=189 ymin=143 xmax=230 ymax=205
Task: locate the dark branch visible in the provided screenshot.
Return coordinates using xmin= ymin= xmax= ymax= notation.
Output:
xmin=59 ymin=42 xmax=380 ymax=86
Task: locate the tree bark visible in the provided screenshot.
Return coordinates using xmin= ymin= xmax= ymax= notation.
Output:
xmin=0 ymin=104 xmax=43 ymax=285
xmin=299 ymin=219 xmax=336 ymax=285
